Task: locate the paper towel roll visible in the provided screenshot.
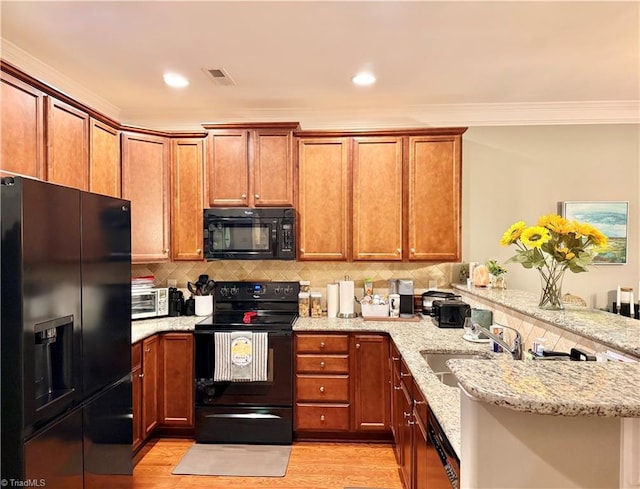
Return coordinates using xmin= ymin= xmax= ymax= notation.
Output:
xmin=326 ymin=283 xmax=339 ymax=318
xmin=338 ymin=280 xmax=355 ymax=316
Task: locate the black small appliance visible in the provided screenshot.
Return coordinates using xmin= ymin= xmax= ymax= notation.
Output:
xmin=421 ymin=290 xmax=459 ymax=315
xmin=431 ymin=299 xmax=471 ymax=328
xmin=168 ymin=287 xmax=185 ymax=316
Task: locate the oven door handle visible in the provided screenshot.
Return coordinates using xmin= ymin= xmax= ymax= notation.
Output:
xmin=204 ymin=413 xmax=283 ymax=420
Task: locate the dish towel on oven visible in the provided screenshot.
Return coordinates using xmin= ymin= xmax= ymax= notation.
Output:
xmin=213 ymin=331 xmax=268 ymax=382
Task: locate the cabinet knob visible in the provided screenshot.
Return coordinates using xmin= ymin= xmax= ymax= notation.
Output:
xmin=196 ymin=248 xmax=202 ymax=254
xmin=319 ymin=386 xmax=325 ymax=393
xmin=410 ymin=248 xmax=416 ymax=254
xmin=241 ymin=193 xmax=247 ymax=199
xmin=138 ymin=373 xmax=144 ymax=378
xmin=319 ymin=342 xmax=325 ymax=349
xmin=145 ymin=348 xmax=151 ymax=353
xmin=255 ymin=194 xmax=260 ymax=199
xmin=407 ymin=420 xmax=416 ymax=426
xmin=320 ymin=415 xmax=325 ymax=422
xmin=403 ymin=411 xmax=411 ymax=418
xmin=355 ymin=343 xmax=361 ymax=349
xmin=396 ymin=248 xmax=401 ymax=254
xmin=300 ymin=248 xmax=305 ymax=253
xmin=164 ymin=248 xmax=170 ymax=254
xmin=320 ymin=361 xmax=325 ymax=368
xmin=394 ymin=385 xmax=402 ymax=391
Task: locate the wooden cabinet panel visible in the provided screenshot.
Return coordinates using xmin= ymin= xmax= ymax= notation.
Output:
xmin=408 ymin=135 xmax=462 ymax=261
xmin=295 ymin=403 xmax=350 ymax=431
xmin=296 ymin=354 xmax=349 ymax=374
xmin=398 ymin=379 xmax=414 ymax=489
xmin=159 ymin=333 xmax=194 ymax=428
xmin=171 ymin=138 xmax=204 ymax=261
xmin=252 ymin=129 xmax=294 ymax=207
xmin=390 ymin=344 xmax=403 ymax=464
xmin=89 ymin=118 xmax=120 ymax=197
xmin=46 ymin=96 xmax=89 ymax=190
xmin=0 ymin=72 xmax=44 ymax=178
xmin=296 ymin=334 xmax=349 ymax=353
xmin=206 ymin=130 xmax=249 ymax=207
xmin=141 ymin=335 xmax=159 ymax=439
xmin=296 ymin=374 xmax=349 ymax=402
xmin=131 ymin=342 xmax=143 ymax=451
xmin=121 ymin=132 xmax=170 ymax=263
xmin=352 ymin=137 xmax=403 ymax=261
xmin=351 ymin=334 xmax=390 ymax=432
xmin=297 ymin=138 xmax=350 ymax=260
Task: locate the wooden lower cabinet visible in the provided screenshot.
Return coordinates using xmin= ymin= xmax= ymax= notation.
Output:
xmin=158 ymin=333 xmax=194 ymax=430
xmin=131 ymin=342 xmax=143 ymax=451
xmin=132 ymin=332 xmax=194 ymax=452
xmin=294 ymin=332 xmax=391 ymax=439
xmin=141 ymin=335 xmax=159 ymax=439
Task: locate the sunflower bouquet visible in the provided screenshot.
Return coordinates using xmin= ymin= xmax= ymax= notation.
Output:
xmin=500 ymin=214 xmax=608 ymax=309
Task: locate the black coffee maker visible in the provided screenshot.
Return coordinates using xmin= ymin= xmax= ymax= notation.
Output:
xmin=168 ymin=287 xmax=185 ymax=316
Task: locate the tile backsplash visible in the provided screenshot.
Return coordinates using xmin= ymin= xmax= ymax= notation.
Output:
xmin=132 ymin=260 xmax=457 ymax=294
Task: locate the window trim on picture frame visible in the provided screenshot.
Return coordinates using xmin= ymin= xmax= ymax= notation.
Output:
xmin=559 ymin=201 xmax=629 ymax=265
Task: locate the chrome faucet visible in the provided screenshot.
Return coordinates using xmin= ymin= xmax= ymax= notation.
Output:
xmin=474 ymin=324 xmax=523 ymax=360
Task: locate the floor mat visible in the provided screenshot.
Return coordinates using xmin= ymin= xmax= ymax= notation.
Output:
xmin=172 ymin=443 xmax=291 ymax=477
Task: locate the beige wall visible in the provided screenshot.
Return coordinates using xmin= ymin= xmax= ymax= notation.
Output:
xmin=462 ymin=124 xmax=639 ymax=308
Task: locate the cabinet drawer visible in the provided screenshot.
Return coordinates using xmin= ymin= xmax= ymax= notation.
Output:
xmin=296 ymin=334 xmax=349 ymax=353
xmin=296 ymin=354 xmax=349 ymax=374
xmin=296 ymin=375 xmax=349 ymax=402
xmin=132 ymin=341 xmax=142 ymax=369
xmin=295 ymin=403 xmax=350 ymax=431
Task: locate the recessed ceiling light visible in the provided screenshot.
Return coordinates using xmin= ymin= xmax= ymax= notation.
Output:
xmin=163 ymin=72 xmax=189 ymax=88
xmin=352 ymin=72 xmax=376 ymax=86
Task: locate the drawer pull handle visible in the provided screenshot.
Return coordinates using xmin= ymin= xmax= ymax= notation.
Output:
xmin=319 ymin=342 xmax=325 ymax=349
xmin=320 ymin=415 xmax=325 ymax=422
xmin=320 ymin=361 xmax=325 ymax=368
xmin=392 ymin=356 xmax=400 ymax=361
xmin=414 ymin=400 xmax=426 ymax=406
xmin=320 ymin=386 xmax=325 ymax=393
xmin=400 ymin=372 xmax=411 ymax=378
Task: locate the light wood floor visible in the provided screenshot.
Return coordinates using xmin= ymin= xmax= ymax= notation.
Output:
xmin=127 ymin=437 xmax=404 ymax=489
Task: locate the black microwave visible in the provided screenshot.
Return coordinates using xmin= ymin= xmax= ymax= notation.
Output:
xmin=203 ymin=208 xmax=296 ymax=260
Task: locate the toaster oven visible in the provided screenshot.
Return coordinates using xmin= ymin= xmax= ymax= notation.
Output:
xmin=132 ymin=287 xmax=169 ymax=320
xmin=431 ymin=299 xmax=470 ymax=328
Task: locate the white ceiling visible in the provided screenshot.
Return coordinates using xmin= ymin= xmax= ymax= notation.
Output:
xmin=2 ymin=1 xmax=639 ymax=130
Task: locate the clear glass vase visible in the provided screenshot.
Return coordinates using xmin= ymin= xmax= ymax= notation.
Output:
xmin=538 ymin=268 xmax=565 ymax=310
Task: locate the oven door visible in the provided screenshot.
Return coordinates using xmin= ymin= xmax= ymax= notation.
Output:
xmin=194 ymin=329 xmax=292 ymax=406
xmin=205 ymin=218 xmax=278 ymax=260
xmin=131 ymin=290 xmax=159 ymax=319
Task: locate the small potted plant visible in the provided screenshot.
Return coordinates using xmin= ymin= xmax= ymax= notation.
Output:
xmin=486 ymin=259 xmax=507 ymax=289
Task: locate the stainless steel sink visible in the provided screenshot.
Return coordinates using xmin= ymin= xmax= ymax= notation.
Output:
xmin=422 ymin=352 xmax=490 ymax=387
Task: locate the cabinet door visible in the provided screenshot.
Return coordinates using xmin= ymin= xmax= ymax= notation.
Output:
xmin=297 ymin=138 xmax=350 ymax=260
xmin=172 ymin=138 xmax=204 ymax=261
xmin=399 ymin=379 xmax=414 ymax=489
xmin=252 ymin=129 xmax=295 ymax=207
xmin=142 ymin=335 xmax=159 ymax=439
xmin=132 ymin=342 xmax=143 ymax=451
xmin=351 ymin=334 xmax=390 ymax=432
xmin=352 ymin=137 xmax=403 ymax=261
xmin=121 ymin=132 xmax=170 ymax=263
xmin=390 ymin=345 xmax=403 ymax=463
xmin=89 ymin=118 xmax=120 ymax=197
xmin=46 ymin=96 xmax=89 ymax=190
xmin=159 ymin=333 xmax=194 ymax=428
xmin=0 ymin=72 xmax=44 ymax=178
xmin=408 ymin=135 xmax=462 ymax=261
xmin=414 ymin=405 xmax=428 ymax=489
xmin=206 ymin=129 xmax=249 ymax=207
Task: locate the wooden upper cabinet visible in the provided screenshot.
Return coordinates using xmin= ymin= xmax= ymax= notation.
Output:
xmin=89 ymin=118 xmax=120 ymax=198
xmin=352 ymin=137 xmax=403 ymax=261
xmin=206 ymin=129 xmax=249 ymax=207
xmin=408 ymin=135 xmax=462 ymax=261
xmin=0 ymin=71 xmax=44 ymax=178
xmin=45 ymin=96 xmax=89 ymax=190
xmin=297 ymin=138 xmax=350 ymax=260
xmin=171 ymin=138 xmax=204 ymax=261
xmin=205 ymin=123 xmax=298 ymax=208
xmin=252 ymin=129 xmax=295 ymax=207
xmin=121 ymin=132 xmax=170 ymax=263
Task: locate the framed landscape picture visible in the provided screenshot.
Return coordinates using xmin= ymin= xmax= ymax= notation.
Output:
xmin=560 ymin=201 xmax=628 ymax=264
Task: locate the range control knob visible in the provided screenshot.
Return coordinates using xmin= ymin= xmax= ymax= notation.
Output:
xmin=230 ymin=286 xmax=239 ymax=296
xmin=283 ymin=286 xmax=293 ymax=296
xmin=219 ymin=287 xmax=229 ymax=297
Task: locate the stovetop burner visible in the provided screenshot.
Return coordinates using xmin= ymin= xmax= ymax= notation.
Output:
xmin=195 ymin=280 xmax=300 ymax=331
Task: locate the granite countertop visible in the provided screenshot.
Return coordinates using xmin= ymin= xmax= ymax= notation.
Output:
xmin=452 ymin=283 xmax=640 ymax=358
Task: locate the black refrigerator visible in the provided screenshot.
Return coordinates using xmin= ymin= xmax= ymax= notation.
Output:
xmin=1 ymin=176 xmax=133 ymax=488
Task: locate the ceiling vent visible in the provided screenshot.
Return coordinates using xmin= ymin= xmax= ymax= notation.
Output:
xmin=204 ymin=67 xmax=235 ymax=86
